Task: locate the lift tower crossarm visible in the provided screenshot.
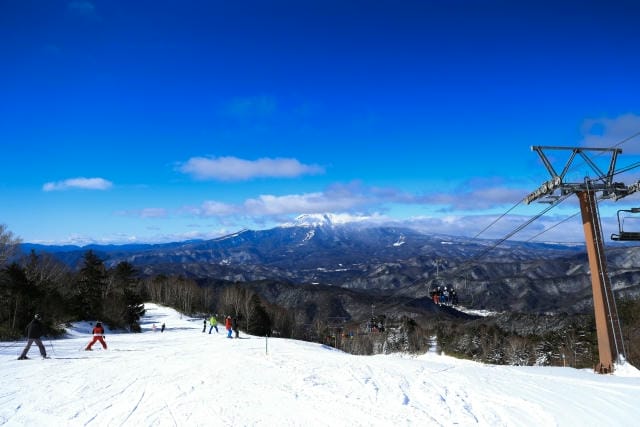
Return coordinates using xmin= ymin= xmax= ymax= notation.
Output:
xmin=526 ymin=146 xmax=624 ymax=205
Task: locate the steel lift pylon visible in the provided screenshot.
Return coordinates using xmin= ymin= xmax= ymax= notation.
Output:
xmin=525 ymin=146 xmax=633 ymax=373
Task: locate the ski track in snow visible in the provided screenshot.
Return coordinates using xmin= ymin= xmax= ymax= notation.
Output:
xmin=1 ymin=303 xmax=640 ymax=426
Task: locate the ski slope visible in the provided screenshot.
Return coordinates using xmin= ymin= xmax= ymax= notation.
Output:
xmin=1 ymin=303 xmax=639 ymax=426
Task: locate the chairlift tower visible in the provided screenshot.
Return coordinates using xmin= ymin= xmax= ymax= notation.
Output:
xmin=525 ymin=146 xmax=634 ymax=373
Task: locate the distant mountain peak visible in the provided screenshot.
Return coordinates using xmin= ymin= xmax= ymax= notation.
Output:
xmin=294 ymin=213 xmax=337 ymax=227
xmin=280 ymin=212 xmax=379 ymax=227
xmin=281 ymin=213 xmax=371 ymax=228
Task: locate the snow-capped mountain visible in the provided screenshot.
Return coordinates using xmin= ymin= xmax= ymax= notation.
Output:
xmin=18 ymin=221 xmax=640 ymax=314
xmin=281 ymin=213 xmax=372 ymax=228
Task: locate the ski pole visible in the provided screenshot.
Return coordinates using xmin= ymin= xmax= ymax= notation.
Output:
xmin=47 ymin=338 xmax=55 ymax=356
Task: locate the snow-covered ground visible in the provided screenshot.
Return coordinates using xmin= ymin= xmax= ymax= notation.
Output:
xmin=455 ymin=307 xmax=498 ymax=317
xmin=1 ymin=303 xmax=640 ymax=426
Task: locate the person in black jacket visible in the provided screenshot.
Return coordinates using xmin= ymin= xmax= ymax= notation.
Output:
xmin=18 ymin=314 xmax=47 ymax=360
xmin=232 ymin=316 xmax=239 ymax=339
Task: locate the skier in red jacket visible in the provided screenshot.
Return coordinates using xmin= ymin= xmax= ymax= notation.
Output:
xmin=85 ymin=321 xmax=107 ymax=351
xmin=225 ymin=316 xmax=233 ymax=338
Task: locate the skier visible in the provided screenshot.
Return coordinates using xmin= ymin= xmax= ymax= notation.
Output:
xmin=85 ymin=321 xmax=107 ymax=351
xmin=232 ymin=316 xmax=239 ymax=339
xmin=202 ymin=318 xmax=207 ymax=333
xmin=161 ymin=323 xmax=166 ymax=333
xmin=225 ymin=315 xmax=232 ymax=338
xmin=18 ymin=314 xmax=48 ymax=360
xmin=152 ymin=323 xmax=157 ymax=333
xmin=208 ymin=315 xmax=218 ymax=334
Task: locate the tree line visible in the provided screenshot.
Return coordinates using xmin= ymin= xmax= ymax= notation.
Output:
xmin=0 ymin=225 xmax=290 ymax=340
xmin=0 ymin=248 xmax=287 ymax=340
xmin=0 ymin=248 xmax=146 ymax=339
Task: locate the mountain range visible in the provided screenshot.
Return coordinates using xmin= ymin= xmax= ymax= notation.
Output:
xmin=19 ymin=214 xmax=640 ymax=316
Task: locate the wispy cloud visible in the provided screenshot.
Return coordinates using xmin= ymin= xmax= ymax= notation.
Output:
xmin=114 ymin=208 xmax=168 ymax=218
xmin=581 ymin=113 xmax=640 ymax=154
xmin=244 ymin=192 xmax=362 ymax=216
xmin=197 ymin=201 xmax=239 ymax=216
xmin=178 ymin=156 xmax=324 ymax=181
xmin=421 ymin=187 xmax=527 ymax=211
xmin=43 ymin=177 xmax=113 ymax=192
xmin=187 ymin=179 xmax=528 ymax=219
xmin=401 ymin=213 xmax=588 ymax=243
xmin=356 ymin=179 xmax=528 ymax=211
xmin=140 ymin=208 xmax=168 ymax=218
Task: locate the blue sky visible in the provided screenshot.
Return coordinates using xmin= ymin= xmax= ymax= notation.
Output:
xmin=2 ymin=0 xmax=640 ymax=245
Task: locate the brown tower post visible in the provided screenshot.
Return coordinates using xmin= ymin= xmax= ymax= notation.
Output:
xmin=577 ymin=190 xmax=622 ymax=373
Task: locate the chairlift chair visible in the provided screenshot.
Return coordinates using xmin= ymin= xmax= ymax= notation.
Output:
xmin=611 ymin=208 xmax=640 ymax=241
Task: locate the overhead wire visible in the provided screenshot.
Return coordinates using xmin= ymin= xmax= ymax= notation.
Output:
xmin=472 ymin=199 xmax=523 ymax=240
xmin=469 ymin=193 xmax=572 ymax=263
xmin=525 ymin=212 xmax=580 ymax=243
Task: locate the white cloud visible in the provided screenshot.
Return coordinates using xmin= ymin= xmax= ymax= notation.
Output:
xmin=182 ymin=179 xmax=531 ymax=220
xmin=366 ymin=178 xmax=529 ymax=211
xmin=178 ymin=156 xmax=324 ymax=181
xmin=140 ymin=208 xmax=168 ymax=218
xmin=42 ymin=177 xmax=113 ymax=192
xmin=195 ymin=201 xmax=238 ymax=216
xmin=114 ymin=208 xmax=168 ymax=218
xmin=244 ymin=192 xmax=362 ymax=216
xmin=422 ymin=187 xmax=528 ymax=210
xmin=402 ymin=213 xmax=588 ymax=243
xmin=581 ymin=113 xmax=640 ymax=154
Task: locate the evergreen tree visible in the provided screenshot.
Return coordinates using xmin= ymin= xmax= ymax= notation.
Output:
xmin=246 ymin=293 xmax=271 ymax=336
xmin=75 ymin=250 xmax=107 ymax=320
xmin=0 ymin=263 xmax=38 ymax=334
xmin=105 ymin=262 xmax=145 ymax=331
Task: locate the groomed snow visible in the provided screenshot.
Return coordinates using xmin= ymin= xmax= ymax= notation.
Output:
xmin=2 ymin=303 xmax=639 ymax=426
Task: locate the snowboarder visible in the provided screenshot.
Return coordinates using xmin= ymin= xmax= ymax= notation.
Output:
xmin=208 ymin=315 xmax=218 ymax=334
xmin=85 ymin=321 xmax=107 ymax=351
xmin=18 ymin=314 xmax=47 ymax=360
xmin=225 ymin=315 xmax=232 ymax=338
xmin=161 ymin=323 xmax=165 ymax=333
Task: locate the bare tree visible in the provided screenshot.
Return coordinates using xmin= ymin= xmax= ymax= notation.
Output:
xmin=23 ymin=251 xmax=68 ymax=288
xmin=267 ymin=304 xmax=295 ymax=337
xmin=241 ymin=289 xmax=257 ymax=331
xmin=505 ymin=336 xmax=532 ymax=366
xmin=0 ymin=224 xmax=21 ymax=268
xmin=220 ymin=285 xmax=245 ymax=317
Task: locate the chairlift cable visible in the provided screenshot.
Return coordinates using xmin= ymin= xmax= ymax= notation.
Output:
xmin=525 ymin=211 xmax=580 ymax=243
xmin=472 ymin=199 xmax=524 ymax=240
xmin=375 ymin=193 xmax=571 ymax=313
xmin=373 ymin=131 xmax=640 ymax=315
